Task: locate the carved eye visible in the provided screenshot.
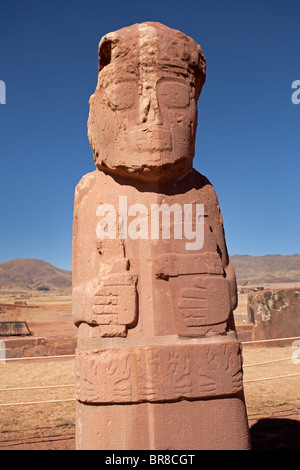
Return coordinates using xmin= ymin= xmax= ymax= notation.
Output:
xmin=106 ymin=82 xmax=137 ymax=110
xmin=99 ymin=39 xmax=112 ymax=71
xmin=157 ymin=81 xmax=190 ymax=108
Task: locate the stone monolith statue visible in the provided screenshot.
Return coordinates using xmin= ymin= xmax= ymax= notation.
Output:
xmin=73 ymin=22 xmax=251 ymax=450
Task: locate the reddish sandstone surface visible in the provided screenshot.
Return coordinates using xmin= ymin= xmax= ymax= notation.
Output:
xmin=72 ymin=22 xmax=250 ymax=450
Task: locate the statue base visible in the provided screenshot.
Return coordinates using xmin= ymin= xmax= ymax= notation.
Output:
xmin=75 ymin=334 xmax=251 ymax=450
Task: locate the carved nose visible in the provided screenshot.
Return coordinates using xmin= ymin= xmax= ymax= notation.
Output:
xmin=140 ymin=96 xmax=163 ymax=126
xmin=140 ymin=97 xmax=150 ymax=123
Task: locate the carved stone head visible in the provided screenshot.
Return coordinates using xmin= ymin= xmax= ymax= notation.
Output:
xmin=88 ymin=22 xmax=206 ymax=182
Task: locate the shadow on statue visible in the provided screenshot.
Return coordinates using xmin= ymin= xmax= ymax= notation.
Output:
xmin=250 ymin=418 xmax=300 ymax=450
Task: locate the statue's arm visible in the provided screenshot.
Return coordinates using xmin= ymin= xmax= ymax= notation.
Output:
xmin=72 ymin=173 xmax=138 ymax=336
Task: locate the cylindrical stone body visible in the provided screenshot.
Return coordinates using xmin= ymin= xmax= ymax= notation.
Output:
xmin=73 ymin=21 xmax=251 ymax=450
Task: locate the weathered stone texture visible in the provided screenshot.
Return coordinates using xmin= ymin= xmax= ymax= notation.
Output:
xmin=248 ymin=288 xmax=300 ymax=341
xmin=73 ymin=21 xmax=250 ymax=450
xmin=75 ymin=341 xmax=244 ymax=404
xmin=76 ymin=397 xmax=250 ymax=450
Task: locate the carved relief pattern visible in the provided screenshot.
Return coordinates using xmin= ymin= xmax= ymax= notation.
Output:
xmin=90 ymin=258 xmax=138 ymax=337
xmin=75 ymin=342 xmax=243 ymax=404
xmin=177 ymin=277 xmax=231 ymax=328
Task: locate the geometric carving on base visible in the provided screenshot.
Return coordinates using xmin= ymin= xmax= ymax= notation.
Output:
xmin=75 ymin=341 xmax=243 ymax=404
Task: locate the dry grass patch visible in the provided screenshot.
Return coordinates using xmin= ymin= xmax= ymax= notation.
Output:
xmin=0 ymin=345 xmax=299 ymax=440
xmin=0 ymin=358 xmax=75 ymax=435
xmin=242 ymin=345 xmax=300 ymax=415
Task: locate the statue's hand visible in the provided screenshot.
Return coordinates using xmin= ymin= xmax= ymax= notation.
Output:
xmin=87 ymin=259 xmax=138 ymax=337
xmin=93 ymin=268 xmax=138 ymax=328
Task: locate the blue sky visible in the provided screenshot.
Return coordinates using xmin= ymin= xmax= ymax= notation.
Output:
xmin=0 ymin=0 xmax=299 ymax=271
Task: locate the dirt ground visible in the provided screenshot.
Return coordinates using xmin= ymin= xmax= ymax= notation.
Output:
xmin=0 ymin=292 xmax=77 ymax=338
xmin=0 ymin=292 xmax=299 ymax=450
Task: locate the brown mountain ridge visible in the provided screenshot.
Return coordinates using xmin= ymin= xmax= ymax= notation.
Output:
xmin=230 ymin=254 xmax=300 ymax=285
xmin=0 ymin=255 xmax=299 ymax=294
xmin=0 ymin=258 xmax=72 ymax=294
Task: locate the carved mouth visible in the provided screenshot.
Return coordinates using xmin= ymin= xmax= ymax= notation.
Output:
xmin=129 ymin=128 xmax=172 ymax=151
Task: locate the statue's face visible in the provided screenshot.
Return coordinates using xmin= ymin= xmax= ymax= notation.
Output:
xmin=88 ymin=24 xmax=204 ymax=182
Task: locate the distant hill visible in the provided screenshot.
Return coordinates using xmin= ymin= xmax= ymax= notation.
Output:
xmin=0 ymin=255 xmax=299 ymax=294
xmin=0 ymin=258 xmax=72 ymax=294
xmin=230 ymin=254 xmax=300 ymax=285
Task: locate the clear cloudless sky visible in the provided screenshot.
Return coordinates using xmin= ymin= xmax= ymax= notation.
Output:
xmin=0 ymin=0 xmax=299 ymax=271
